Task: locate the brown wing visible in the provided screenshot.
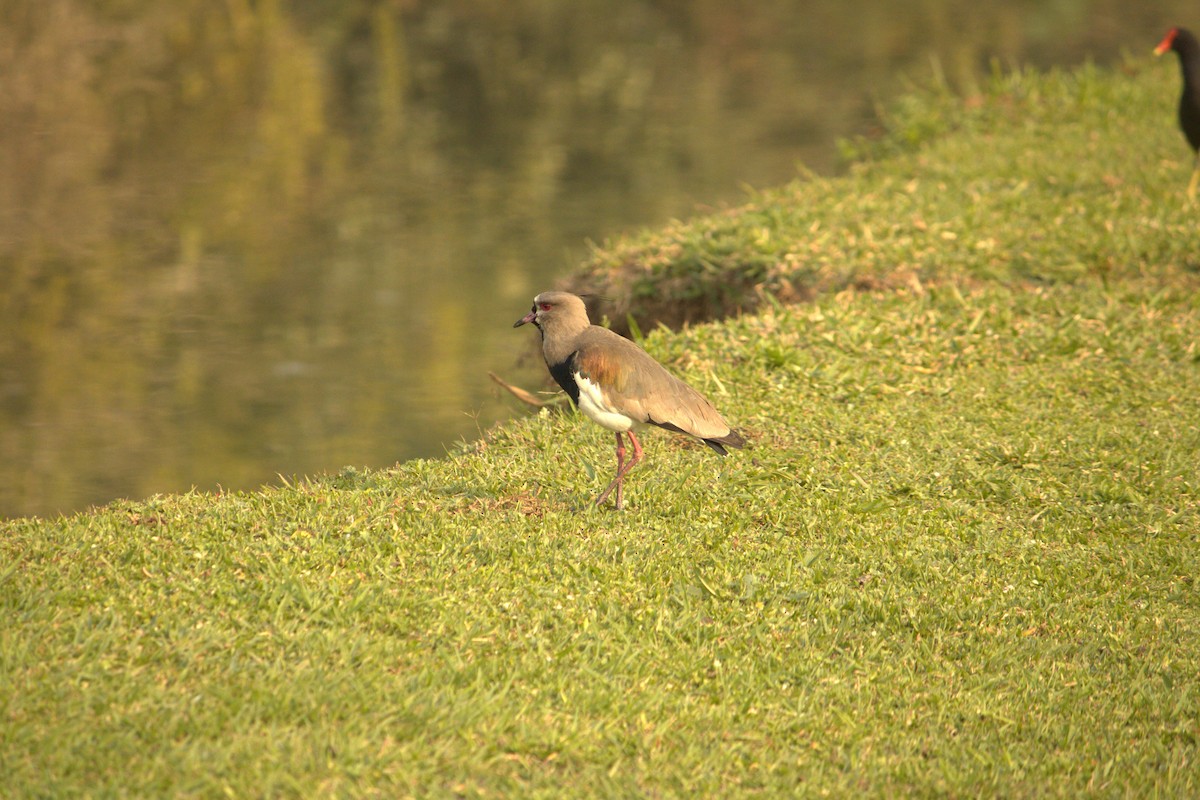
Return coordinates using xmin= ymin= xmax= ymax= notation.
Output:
xmin=572 ymin=327 xmax=738 ymax=443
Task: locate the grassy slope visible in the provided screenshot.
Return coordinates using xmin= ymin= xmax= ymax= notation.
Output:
xmin=3 ymin=63 xmax=1200 ymax=797
xmin=567 ymin=62 xmax=1198 ymax=334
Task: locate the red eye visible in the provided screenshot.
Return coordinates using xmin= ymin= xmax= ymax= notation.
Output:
xmin=538 ymin=303 xmax=552 ymax=311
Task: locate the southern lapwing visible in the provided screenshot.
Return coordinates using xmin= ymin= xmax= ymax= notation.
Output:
xmin=1156 ymin=27 xmax=1200 ymax=201
xmin=514 ymin=291 xmax=744 ymax=509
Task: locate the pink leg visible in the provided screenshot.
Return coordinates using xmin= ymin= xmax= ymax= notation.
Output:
xmin=594 ymin=430 xmax=644 ymax=509
xmin=614 ymin=433 xmax=625 ymax=510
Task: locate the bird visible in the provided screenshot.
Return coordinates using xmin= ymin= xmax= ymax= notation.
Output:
xmin=1155 ymin=27 xmax=1200 ymax=201
xmin=514 ymin=291 xmax=744 ymax=509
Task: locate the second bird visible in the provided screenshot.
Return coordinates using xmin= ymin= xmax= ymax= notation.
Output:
xmin=1155 ymin=27 xmax=1200 ymax=200
xmin=514 ymin=291 xmax=744 ymax=510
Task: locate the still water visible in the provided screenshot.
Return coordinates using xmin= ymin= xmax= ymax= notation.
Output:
xmin=1 ymin=1 xmax=1194 ymax=518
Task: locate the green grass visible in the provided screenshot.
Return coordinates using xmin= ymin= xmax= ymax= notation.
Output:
xmin=4 ymin=62 xmax=1200 ymax=797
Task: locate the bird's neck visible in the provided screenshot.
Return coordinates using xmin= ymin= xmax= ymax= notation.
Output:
xmin=541 ymin=321 xmax=589 ymax=367
xmin=1180 ymin=62 xmax=1200 ymax=92
xmin=1177 ymin=41 xmax=1200 ymax=89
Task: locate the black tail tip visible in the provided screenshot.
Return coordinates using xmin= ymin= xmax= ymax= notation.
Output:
xmin=703 ymin=429 xmax=747 ymax=456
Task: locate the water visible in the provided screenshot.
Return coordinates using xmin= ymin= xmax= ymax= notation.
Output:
xmin=1 ymin=0 xmax=1194 ymax=518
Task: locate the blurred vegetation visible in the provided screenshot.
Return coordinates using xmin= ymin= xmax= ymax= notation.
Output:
xmin=1 ymin=0 xmax=1198 ymax=517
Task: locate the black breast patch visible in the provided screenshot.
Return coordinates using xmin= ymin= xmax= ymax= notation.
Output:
xmin=547 ymin=352 xmax=581 ymax=406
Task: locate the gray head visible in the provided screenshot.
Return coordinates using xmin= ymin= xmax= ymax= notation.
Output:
xmin=513 ymin=291 xmax=591 ymax=334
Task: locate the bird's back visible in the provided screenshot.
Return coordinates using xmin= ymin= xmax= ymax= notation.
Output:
xmin=571 ymin=326 xmax=738 ymax=444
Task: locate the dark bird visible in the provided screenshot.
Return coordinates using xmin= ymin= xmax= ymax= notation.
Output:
xmin=1155 ymin=27 xmax=1200 ymax=200
xmin=514 ymin=291 xmax=744 ymax=509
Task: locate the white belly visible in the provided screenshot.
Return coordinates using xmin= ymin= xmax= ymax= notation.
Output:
xmin=576 ymin=374 xmax=635 ymax=432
